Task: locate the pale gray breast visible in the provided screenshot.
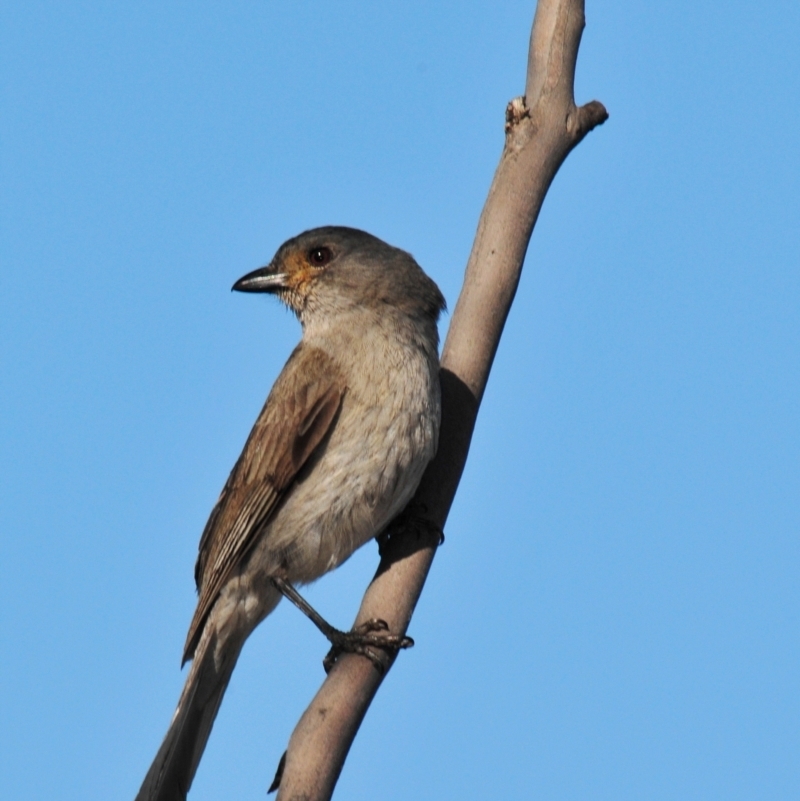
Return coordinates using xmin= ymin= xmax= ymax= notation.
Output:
xmin=258 ymin=324 xmax=439 ymax=584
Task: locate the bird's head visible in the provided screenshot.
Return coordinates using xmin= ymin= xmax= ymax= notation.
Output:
xmin=232 ymin=226 xmax=445 ymax=328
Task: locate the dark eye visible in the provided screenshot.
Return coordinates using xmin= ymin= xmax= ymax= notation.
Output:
xmin=309 ymin=246 xmax=333 ymax=266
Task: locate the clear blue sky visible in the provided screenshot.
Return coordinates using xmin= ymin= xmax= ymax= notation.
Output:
xmin=2 ymin=2 xmax=798 ymax=799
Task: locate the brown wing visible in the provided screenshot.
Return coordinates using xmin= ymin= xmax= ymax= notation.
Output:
xmin=182 ymin=344 xmax=345 ymax=662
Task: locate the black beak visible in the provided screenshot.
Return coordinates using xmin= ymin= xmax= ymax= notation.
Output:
xmin=232 ymin=262 xmax=289 ymax=293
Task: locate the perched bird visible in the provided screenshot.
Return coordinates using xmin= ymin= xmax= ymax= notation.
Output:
xmin=136 ymin=226 xmax=445 ymax=801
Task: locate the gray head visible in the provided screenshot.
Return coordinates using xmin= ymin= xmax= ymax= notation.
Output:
xmin=233 ymin=227 xmax=445 ymax=327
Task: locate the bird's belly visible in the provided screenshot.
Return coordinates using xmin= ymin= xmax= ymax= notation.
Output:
xmin=247 ymin=378 xmax=438 ymax=584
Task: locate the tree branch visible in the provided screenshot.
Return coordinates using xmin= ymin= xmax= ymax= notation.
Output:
xmin=275 ymin=2 xmax=607 ymax=798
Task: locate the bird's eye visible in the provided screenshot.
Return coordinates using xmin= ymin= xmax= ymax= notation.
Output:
xmin=309 ymin=246 xmax=333 ymax=266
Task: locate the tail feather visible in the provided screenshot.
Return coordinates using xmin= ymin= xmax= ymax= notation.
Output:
xmin=135 ymin=627 xmax=244 ymax=801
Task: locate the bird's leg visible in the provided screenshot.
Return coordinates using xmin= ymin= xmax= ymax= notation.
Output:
xmin=270 ymin=577 xmax=413 ymax=673
xmin=270 ymin=576 xmax=340 ymax=639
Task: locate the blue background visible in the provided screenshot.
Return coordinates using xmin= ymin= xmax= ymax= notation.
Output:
xmin=2 ymin=2 xmax=798 ymax=799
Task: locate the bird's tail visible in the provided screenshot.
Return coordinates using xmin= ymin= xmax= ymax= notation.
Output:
xmin=134 ymin=624 xmax=245 ymax=801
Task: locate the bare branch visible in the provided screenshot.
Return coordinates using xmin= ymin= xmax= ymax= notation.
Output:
xmin=275 ymin=2 xmax=607 ymax=798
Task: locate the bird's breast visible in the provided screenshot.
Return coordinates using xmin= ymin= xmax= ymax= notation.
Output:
xmin=248 ymin=330 xmax=440 ymax=584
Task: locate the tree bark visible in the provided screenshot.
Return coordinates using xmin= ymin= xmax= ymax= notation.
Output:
xmin=275 ymin=2 xmax=607 ymax=798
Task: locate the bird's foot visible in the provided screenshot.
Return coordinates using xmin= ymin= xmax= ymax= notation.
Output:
xmin=270 ymin=577 xmax=413 ymax=674
xmin=376 ymin=514 xmax=444 ymax=557
xmin=322 ymin=618 xmax=414 ymax=674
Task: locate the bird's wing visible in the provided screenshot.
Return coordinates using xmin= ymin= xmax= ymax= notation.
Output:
xmin=183 ymin=343 xmax=345 ymax=662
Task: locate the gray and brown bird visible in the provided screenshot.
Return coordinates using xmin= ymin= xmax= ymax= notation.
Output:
xmin=136 ymin=226 xmax=445 ymax=801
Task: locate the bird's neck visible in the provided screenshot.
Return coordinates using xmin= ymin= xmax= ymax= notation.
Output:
xmin=302 ymin=306 xmax=439 ymax=366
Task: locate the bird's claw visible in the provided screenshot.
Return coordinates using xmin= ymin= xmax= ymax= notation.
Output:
xmin=322 ymin=618 xmax=414 ymax=674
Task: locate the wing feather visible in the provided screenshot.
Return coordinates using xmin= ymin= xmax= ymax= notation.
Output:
xmin=182 ymin=344 xmax=344 ymax=662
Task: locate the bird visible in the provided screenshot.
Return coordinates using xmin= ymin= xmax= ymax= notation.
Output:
xmin=135 ymin=226 xmax=445 ymax=801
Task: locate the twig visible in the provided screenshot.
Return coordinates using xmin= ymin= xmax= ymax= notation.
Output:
xmin=275 ymin=2 xmax=607 ymax=798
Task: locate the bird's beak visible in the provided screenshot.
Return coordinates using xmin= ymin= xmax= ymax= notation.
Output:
xmin=232 ymin=262 xmax=289 ymax=293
